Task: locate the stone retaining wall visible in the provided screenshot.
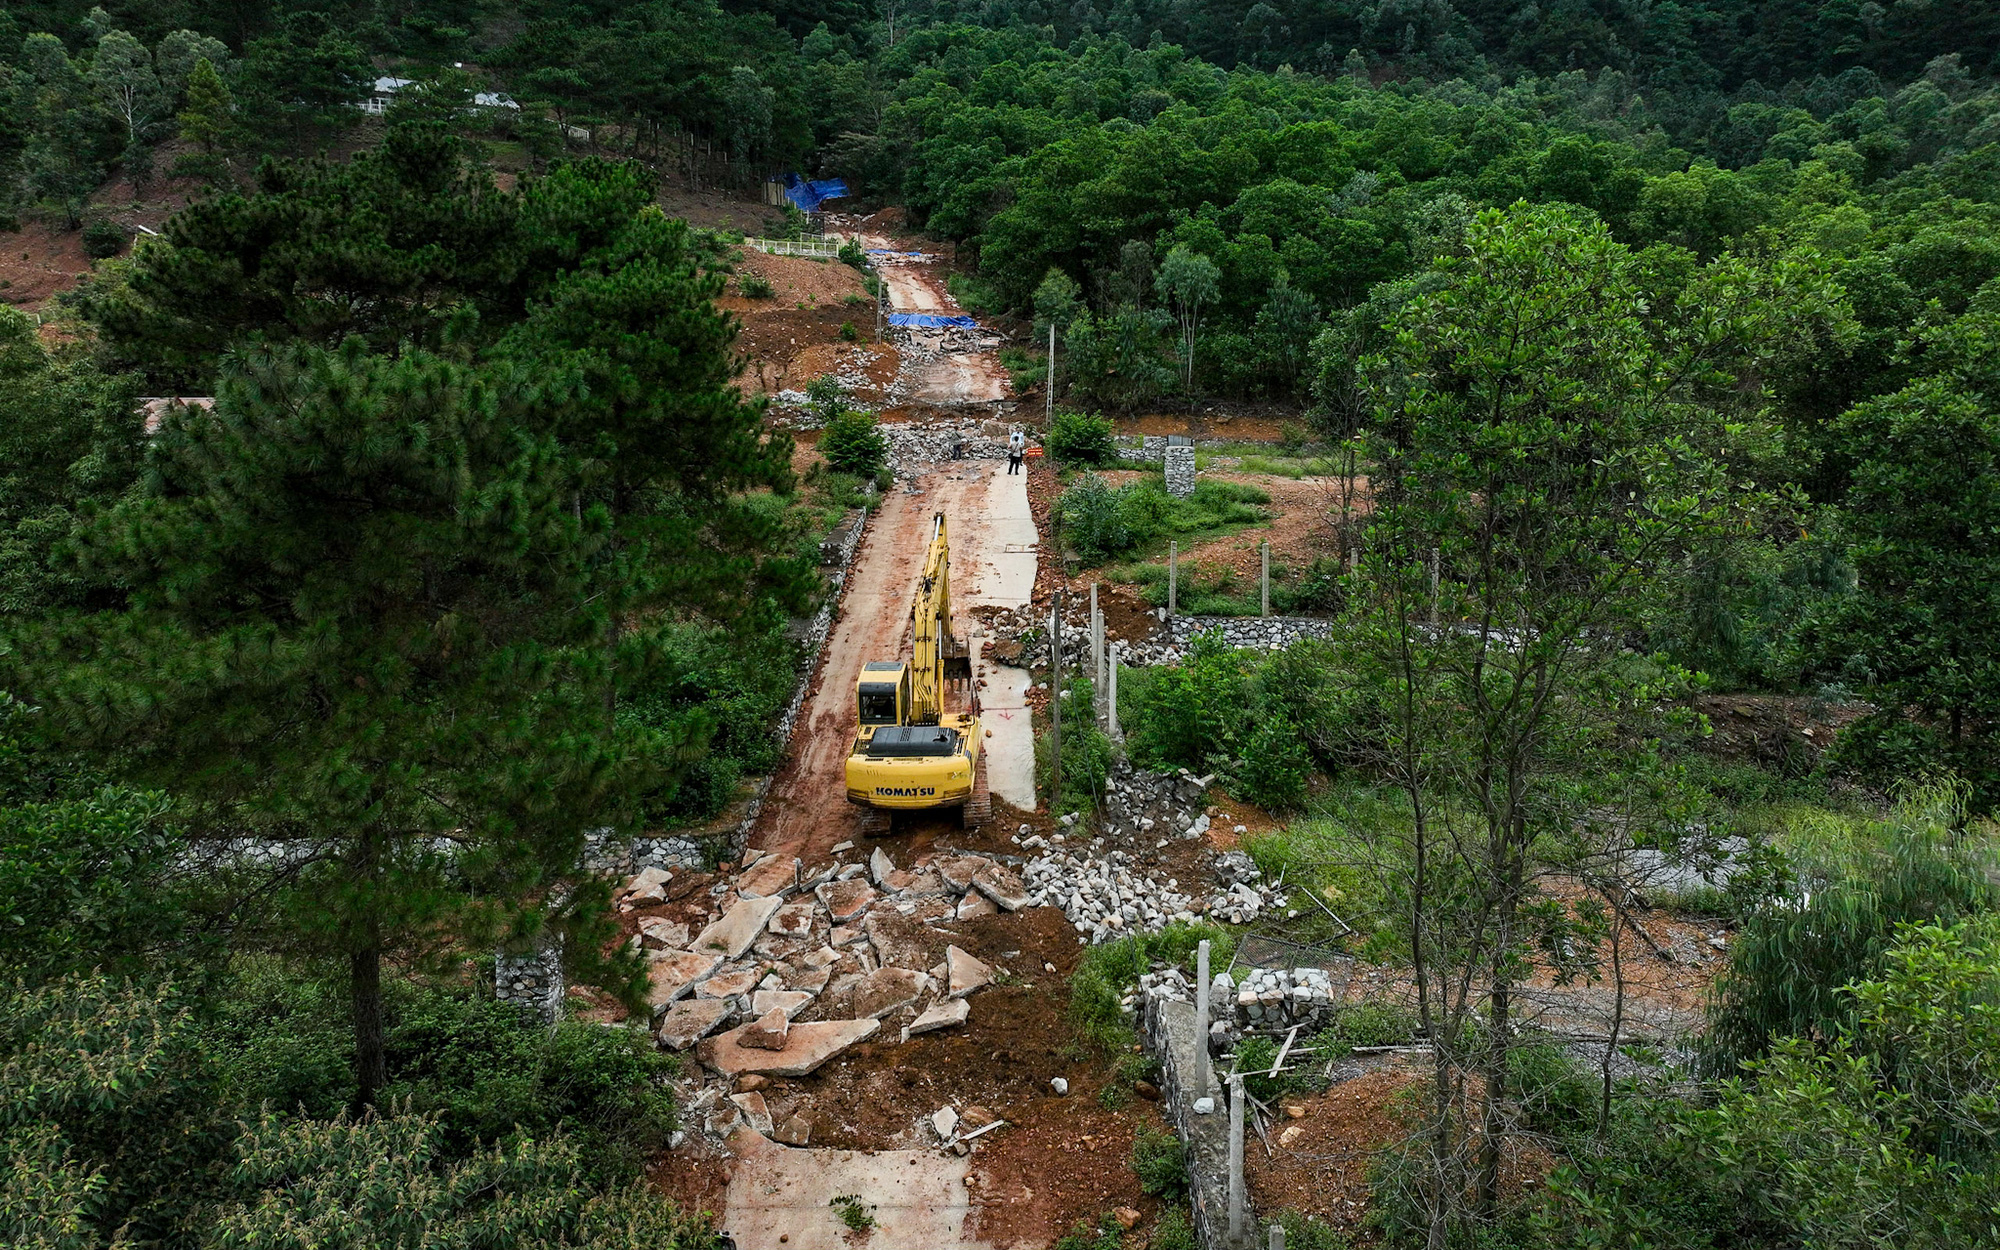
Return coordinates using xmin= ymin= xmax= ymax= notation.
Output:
xmin=1144 ymin=995 xmax=1255 ymax=1250
xmin=1169 ymin=615 xmax=1338 ymax=650
xmin=1164 ymin=444 xmax=1197 ymax=497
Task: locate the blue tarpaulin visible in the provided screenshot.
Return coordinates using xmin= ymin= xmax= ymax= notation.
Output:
xmin=783 ymin=174 xmax=849 ymax=212
xmin=888 ymin=313 xmax=979 ymax=329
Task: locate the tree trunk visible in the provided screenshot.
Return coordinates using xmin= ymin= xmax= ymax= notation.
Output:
xmin=351 ymin=940 xmax=386 ymax=1108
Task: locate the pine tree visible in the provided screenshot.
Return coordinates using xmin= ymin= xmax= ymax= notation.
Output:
xmin=173 ymin=56 xmax=234 ymax=181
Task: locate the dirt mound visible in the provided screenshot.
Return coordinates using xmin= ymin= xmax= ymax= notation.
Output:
xmin=717 ymin=250 xmax=869 ymax=312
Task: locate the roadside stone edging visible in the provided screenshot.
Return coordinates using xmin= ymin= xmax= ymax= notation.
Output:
xmin=1144 ymin=994 xmax=1252 ymax=1250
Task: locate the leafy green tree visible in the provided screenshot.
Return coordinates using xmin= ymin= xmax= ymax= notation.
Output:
xmin=153 ymin=30 xmax=230 ymax=111
xmin=1158 ymin=244 xmax=1220 ymax=391
xmin=14 ymin=32 xmax=113 ymax=228
xmin=1805 ymin=312 xmax=2000 ymax=808
xmin=86 ymin=28 xmax=161 ymax=175
xmin=1345 ymin=202 xmax=1844 ymax=1235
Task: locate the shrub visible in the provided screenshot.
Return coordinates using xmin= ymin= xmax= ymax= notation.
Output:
xmin=1318 ymin=1000 xmax=1419 ymax=1049
xmin=820 ymin=410 xmax=887 ymax=477
xmin=839 ymin=320 xmax=858 ymax=341
xmin=1037 ymin=675 xmax=1113 ymax=815
xmin=1046 ymin=410 xmax=1117 ymax=465
xmin=838 ymin=237 xmax=867 ymax=268
xmin=1237 ymin=715 xmax=1312 ymax=811
xmin=1067 ymin=923 xmax=1235 ymax=1054
xmin=739 ymin=274 xmax=774 ymax=298
xmin=82 ymin=218 xmax=125 ymax=259
xmin=1131 ymin=1125 xmax=1188 ymax=1199
xmin=1059 ymin=477 xmax=1268 ymax=567
xmin=1151 ymin=1208 xmax=1200 ymax=1250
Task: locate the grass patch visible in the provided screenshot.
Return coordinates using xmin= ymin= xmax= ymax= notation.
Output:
xmin=1060 ymin=475 xmax=1270 ymax=566
xmin=1066 ymin=923 xmax=1236 ymax=1055
xmin=829 ymin=1194 xmax=876 ymax=1232
xmin=1132 ymin=1125 xmax=1188 ymax=1200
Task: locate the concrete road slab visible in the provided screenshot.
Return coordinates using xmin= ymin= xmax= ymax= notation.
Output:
xmin=721 ymin=1129 xmax=995 ymax=1250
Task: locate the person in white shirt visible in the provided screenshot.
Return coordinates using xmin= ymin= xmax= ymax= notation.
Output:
xmin=1007 ymin=428 xmax=1026 ymax=474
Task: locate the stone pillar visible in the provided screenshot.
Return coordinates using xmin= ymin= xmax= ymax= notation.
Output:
xmin=1164 ymin=443 xmax=1196 ymax=497
xmin=1228 ymin=1074 xmax=1247 ymax=1239
xmin=1195 ymin=939 xmax=1212 ymax=1094
xmin=1168 ymin=541 xmax=1178 ymax=618
xmin=1271 ymin=1223 xmax=1286 ymax=1250
xmin=495 ymin=934 xmax=564 ymax=1027
xmin=1260 ymin=542 xmax=1270 ymax=617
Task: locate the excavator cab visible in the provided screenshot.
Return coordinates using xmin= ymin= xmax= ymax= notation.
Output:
xmin=856 ymin=661 xmax=908 ymax=727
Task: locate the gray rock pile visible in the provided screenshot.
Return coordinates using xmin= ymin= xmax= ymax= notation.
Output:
xmin=1021 ymin=839 xmax=1288 ymax=943
xmin=1098 ymin=764 xmax=1214 ymax=844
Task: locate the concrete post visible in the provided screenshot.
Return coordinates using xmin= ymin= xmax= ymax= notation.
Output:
xmin=1260 ymin=542 xmax=1270 ymax=618
xmin=1050 ymin=592 xmax=1062 ymax=802
xmin=1228 ymin=1074 xmax=1247 ymax=1239
xmin=1195 ymin=940 xmax=1212 ymax=1095
xmin=1168 ymin=541 xmax=1178 ymax=618
xmin=1429 ymin=546 xmax=1440 ymax=626
xmin=1270 ymin=1223 xmax=1286 ymax=1250
xmin=1090 ymin=582 xmax=1103 ymax=695
xmin=1108 ymin=642 xmax=1122 ymax=741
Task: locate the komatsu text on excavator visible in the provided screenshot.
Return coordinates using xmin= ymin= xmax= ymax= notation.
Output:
xmin=844 ymin=513 xmax=988 ymax=827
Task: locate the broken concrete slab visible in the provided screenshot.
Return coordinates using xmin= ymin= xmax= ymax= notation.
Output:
xmin=909 ymin=997 xmax=971 ymax=1035
xmin=870 ymin=846 xmax=896 ymax=887
xmin=729 ymin=1091 xmax=775 ymax=1135
xmin=740 ymin=1007 xmax=791 ymax=1051
xmin=767 ymin=900 xmax=818 ymax=939
xmin=829 ymin=923 xmax=868 ymax=947
xmin=935 ymin=856 xmax=991 ymax=895
xmin=931 ymin=1105 xmax=959 ymax=1140
xmin=637 ymin=917 xmax=691 ymax=950
xmin=850 ymin=966 xmax=933 ymax=1020
xmin=772 ymin=1114 xmax=812 ymax=1146
xmin=863 ymin=911 xmax=938 ymax=970
xmin=751 ymin=989 xmax=815 ymax=1020
xmin=645 ymin=950 xmax=723 ymax=1013
xmin=697 ymin=963 xmax=768 ymax=1000
xmin=692 ymin=894 xmax=784 ymax=960
xmin=802 ymin=944 xmax=841 ymax=968
xmin=946 ymin=946 xmax=993 ymax=998
xmin=972 ymin=865 xmax=1029 ymax=911
xmin=723 ymin=1129 xmax=973 ymax=1250
xmin=955 ymin=891 xmax=998 ymax=920
xmin=776 ymin=963 xmax=832 ymax=996
xmin=622 ymin=866 xmax=672 ymax=905
xmin=654 ymin=997 xmax=733 ymax=1050
xmin=816 ymin=878 xmax=878 ymax=925
xmin=697 ymin=1018 xmax=881 ymax=1078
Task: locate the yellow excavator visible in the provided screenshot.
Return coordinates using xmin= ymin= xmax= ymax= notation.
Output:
xmin=844 ymin=512 xmax=988 ymax=828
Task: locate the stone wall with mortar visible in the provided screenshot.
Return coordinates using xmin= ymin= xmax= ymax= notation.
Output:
xmin=1169 ymin=615 xmax=1338 ymax=651
xmin=1144 ymin=994 xmax=1255 ymax=1250
xmin=494 ymin=936 xmax=565 ymax=1025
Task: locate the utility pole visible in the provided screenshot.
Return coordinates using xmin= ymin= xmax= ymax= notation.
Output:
xmin=1049 ymin=588 xmax=1063 ymax=805
xmin=876 ymin=271 xmax=884 ymax=343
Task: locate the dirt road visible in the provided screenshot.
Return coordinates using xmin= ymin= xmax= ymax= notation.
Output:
xmin=860 ymin=233 xmax=1009 ymax=406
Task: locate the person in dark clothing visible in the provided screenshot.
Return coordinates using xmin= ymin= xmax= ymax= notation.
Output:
xmin=1007 ymin=428 xmax=1025 ymax=474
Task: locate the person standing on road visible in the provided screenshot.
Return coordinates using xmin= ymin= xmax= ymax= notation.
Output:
xmin=1007 ymin=428 xmax=1025 ymax=474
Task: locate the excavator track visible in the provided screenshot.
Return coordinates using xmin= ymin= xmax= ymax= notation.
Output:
xmin=961 ymin=752 xmax=992 ymax=829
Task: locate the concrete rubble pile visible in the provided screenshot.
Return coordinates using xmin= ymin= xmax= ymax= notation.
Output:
xmin=611 ymin=844 xmax=1016 ymax=1148
xmin=1021 ymin=840 xmax=1288 ymax=944
xmin=879 ymin=420 xmax=1011 ymax=480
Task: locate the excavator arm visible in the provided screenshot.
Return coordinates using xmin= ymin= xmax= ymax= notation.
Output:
xmin=908 ymin=513 xmax=972 ymax=725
